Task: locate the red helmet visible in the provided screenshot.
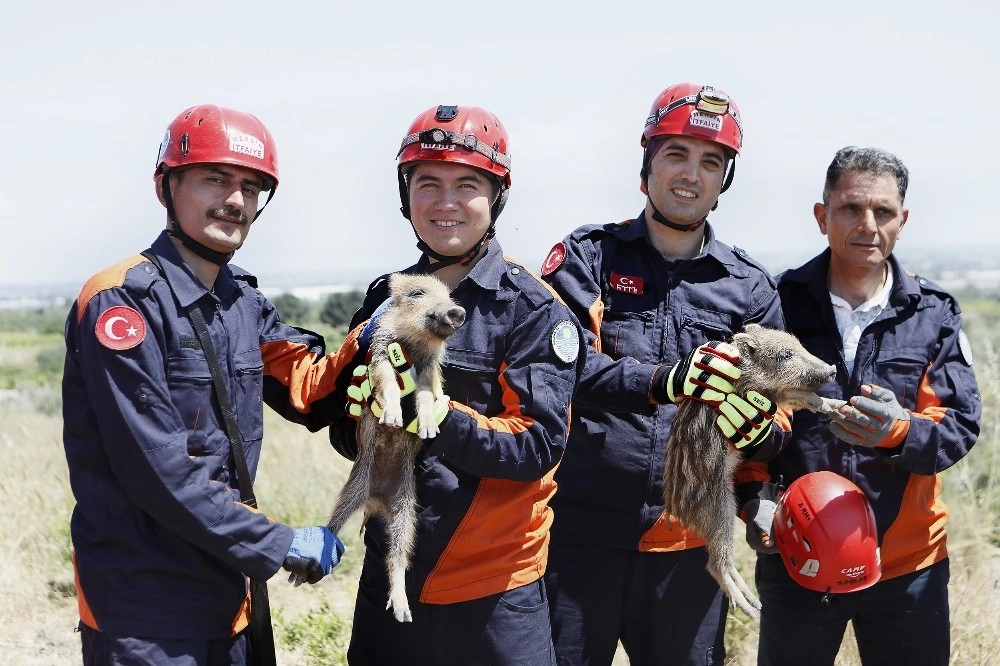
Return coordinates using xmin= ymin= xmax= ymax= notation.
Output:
xmin=641 ymin=83 xmax=743 ymax=155
xmin=396 ymin=105 xmax=511 ymax=221
xmin=773 ymin=471 xmax=881 ymax=594
xmin=155 ymin=104 xmax=279 ymax=190
xmin=397 ymin=105 xmax=511 ymax=187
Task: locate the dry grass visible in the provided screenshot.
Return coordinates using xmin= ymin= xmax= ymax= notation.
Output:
xmin=3 ymin=314 xmax=999 ymax=665
xmin=0 ymin=397 xmax=361 ymax=665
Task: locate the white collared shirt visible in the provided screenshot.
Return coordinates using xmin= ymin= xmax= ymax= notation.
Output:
xmin=830 ymin=270 xmax=894 ymax=368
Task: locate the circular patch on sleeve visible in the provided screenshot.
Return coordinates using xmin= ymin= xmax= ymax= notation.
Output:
xmin=540 ymin=242 xmax=567 ymax=276
xmin=95 ymin=306 xmax=147 ymax=350
xmin=551 ymin=320 xmax=580 ymax=363
xmin=958 ymin=329 xmax=973 ymax=366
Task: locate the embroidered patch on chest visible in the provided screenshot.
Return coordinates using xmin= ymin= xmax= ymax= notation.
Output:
xmin=95 ymin=305 xmax=147 ymax=350
xmin=609 ymin=272 xmax=644 ymax=295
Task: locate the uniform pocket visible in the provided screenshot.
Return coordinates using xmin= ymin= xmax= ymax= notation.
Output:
xmin=166 ymin=351 xmax=218 ymax=455
xmin=233 ymin=349 xmax=264 ymax=442
xmin=600 ymin=310 xmax=655 ymax=362
xmin=676 ymin=307 xmax=735 ymax=358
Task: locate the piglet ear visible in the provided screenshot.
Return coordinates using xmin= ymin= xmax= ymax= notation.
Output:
xmin=733 ymin=332 xmax=757 ymax=355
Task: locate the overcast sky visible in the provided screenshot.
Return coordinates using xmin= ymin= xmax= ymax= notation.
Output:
xmin=2 ymin=1 xmax=997 ymax=290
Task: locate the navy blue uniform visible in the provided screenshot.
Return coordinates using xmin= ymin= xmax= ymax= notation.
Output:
xmin=329 ymin=241 xmax=586 ymax=665
xmin=541 ymin=214 xmax=786 ymax=665
xmin=740 ymin=250 xmax=981 ymax=666
xmin=62 ymin=231 xmax=347 ymax=640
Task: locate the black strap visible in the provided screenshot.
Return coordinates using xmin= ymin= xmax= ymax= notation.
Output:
xmin=184 ymin=304 xmax=256 ymax=505
xmin=142 ymin=250 xmax=276 ymax=666
xmin=185 ymin=303 xmax=276 ymax=666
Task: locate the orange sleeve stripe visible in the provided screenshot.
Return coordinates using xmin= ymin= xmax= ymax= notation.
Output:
xmin=879 ymin=473 xmax=949 ymax=578
xmin=449 ymin=362 xmax=534 ymax=434
xmin=587 ymin=298 xmax=604 ymax=352
xmin=734 ymin=460 xmax=771 ymax=486
xmin=638 ymin=513 xmax=706 ymax=551
xmin=76 ymin=255 xmax=148 ymax=323
xmin=261 ymin=322 xmax=363 ymax=414
xmin=774 ymin=406 xmax=793 ymax=432
xmin=231 ymin=590 xmax=251 ymax=636
xmin=73 ymin=552 xmax=100 ymax=630
xmin=912 ymin=363 xmax=946 ymax=424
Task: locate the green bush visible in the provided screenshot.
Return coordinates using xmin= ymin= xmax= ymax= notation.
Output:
xmin=273 ymin=293 xmax=314 ymax=326
xmin=320 ymin=291 xmax=365 ymax=329
xmin=275 ymin=600 xmax=350 ymax=665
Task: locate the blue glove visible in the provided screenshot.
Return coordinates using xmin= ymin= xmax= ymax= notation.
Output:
xmin=828 ymin=384 xmax=910 ymax=448
xmin=716 ymin=390 xmax=776 ymax=449
xmin=283 ymin=526 xmax=345 ymax=586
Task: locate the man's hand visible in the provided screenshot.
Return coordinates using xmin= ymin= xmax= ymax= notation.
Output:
xmin=283 ymin=526 xmax=346 ymax=587
xmin=829 ymin=384 xmax=910 ymax=448
xmin=741 ymin=482 xmax=781 ymax=554
xmin=716 ymin=390 xmax=776 ymax=449
xmin=652 ymin=342 xmax=742 ymax=406
xmin=345 ymin=342 xmax=417 ymax=420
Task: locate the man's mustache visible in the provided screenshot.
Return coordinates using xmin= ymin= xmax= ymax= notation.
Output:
xmin=208 ymin=207 xmax=249 ymax=224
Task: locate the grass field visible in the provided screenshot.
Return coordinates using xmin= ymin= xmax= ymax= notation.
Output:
xmin=2 ymin=294 xmax=999 ymax=664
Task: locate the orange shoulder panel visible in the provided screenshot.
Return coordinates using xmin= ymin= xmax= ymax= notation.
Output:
xmin=76 ymin=255 xmax=149 ymax=323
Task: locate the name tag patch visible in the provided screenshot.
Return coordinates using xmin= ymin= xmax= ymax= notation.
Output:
xmin=610 ymin=272 xmax=644 ymax=295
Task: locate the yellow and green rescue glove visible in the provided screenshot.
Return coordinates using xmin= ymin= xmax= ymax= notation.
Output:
xmin=715 ymin=390 xmax=776 ymax=449
xmin=346 ymin=342 xmax=417 ymax=420
xmin=651 ymin=341 xmax=742 ymax=406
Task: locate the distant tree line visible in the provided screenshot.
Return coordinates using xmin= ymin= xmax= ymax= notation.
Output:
xmin=272 ymin=290 xmax=366 ymax=328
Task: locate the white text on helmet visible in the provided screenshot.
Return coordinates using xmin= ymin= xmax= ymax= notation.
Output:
xmin=229 ymin=132 xmax=264 ymax=159
xmin=689 ymin=111 xmax=723 ymax=132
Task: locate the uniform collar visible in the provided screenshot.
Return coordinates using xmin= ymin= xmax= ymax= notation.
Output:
xmin=784 ymin=249 xmax=921 ymax=309
xmin=411 ymin=238 xmax=507 ymax=293
xmin=625 ymin=211 xmax=746 ymax=276
xmin=150 ymin=230 xmax=239 ymax=306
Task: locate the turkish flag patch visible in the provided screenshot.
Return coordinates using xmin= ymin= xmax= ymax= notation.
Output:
xmin=609 ymin=272 xmax=644 ymax=295
xmin=95 ymin=305 xmax=147 ymax=350
xmin=541 ymin=242 xmax=567 ymax=276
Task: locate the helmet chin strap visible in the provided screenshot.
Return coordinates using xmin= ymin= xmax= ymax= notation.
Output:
xmin=640 ymin=145 xmax=735 ymax=233
xmin=401 ymin=171 xmax=505 ymax=274
xmin=648 ymin=197 xmax=707 ymax=232
xmin=413 ymin=224 xmax=495 ymax=274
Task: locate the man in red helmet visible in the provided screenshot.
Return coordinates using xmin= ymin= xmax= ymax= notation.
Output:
xmin=539 ymin=83 xmax=786 ymax=664
xmin=738 ymin=146 xmax=981 ymax=665
xmin=62 ymin=105 xmax=352 ymax=666
xmin=327 ymin=104 xmax=585 ymax=664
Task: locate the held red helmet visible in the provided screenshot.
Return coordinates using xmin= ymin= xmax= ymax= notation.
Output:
xmin=773 ymin=471 xmax=882 ymax=594
xmin=396 ymin=105 xmax=511 ymax=222
xmin=641 ymin=83 xmax=743 ymax=155
xmin=155 ymin=104 xmax=279 ymax=191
